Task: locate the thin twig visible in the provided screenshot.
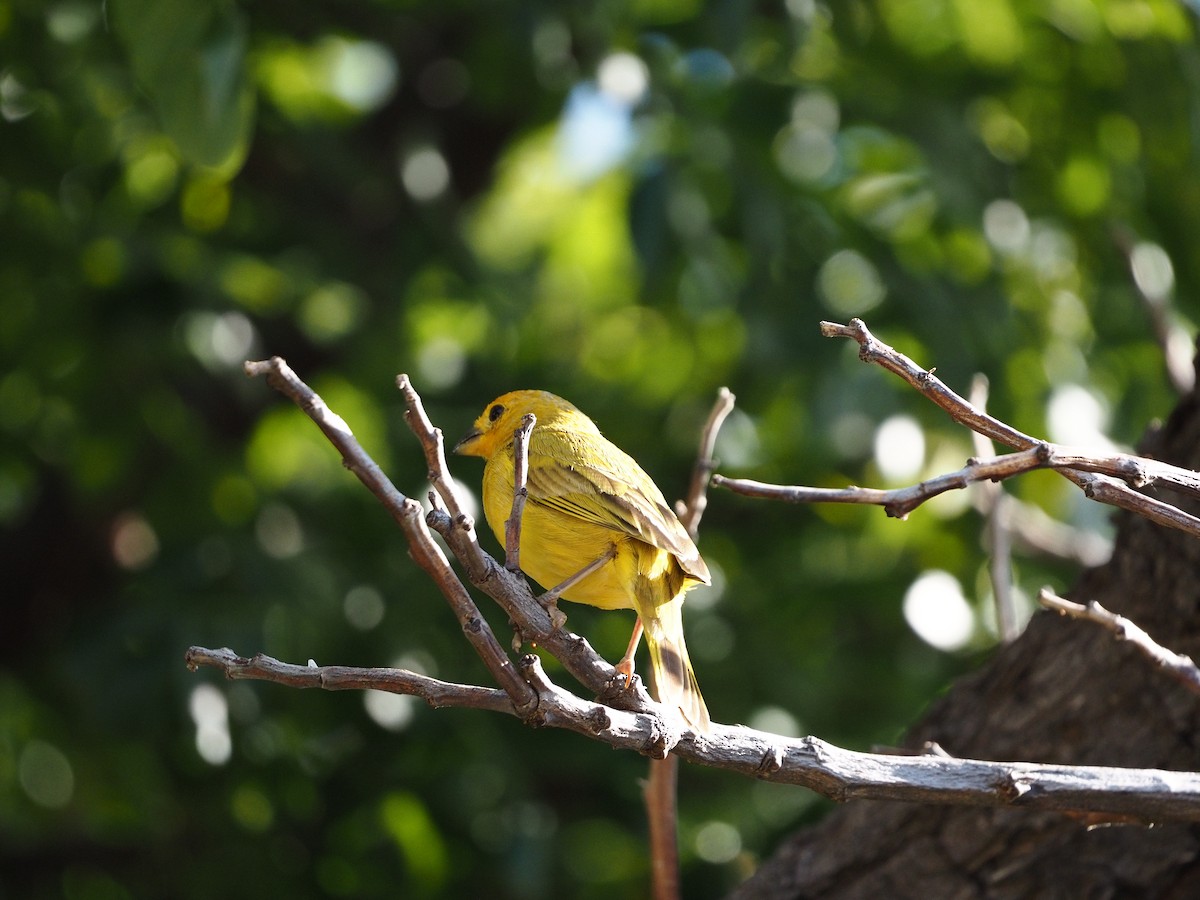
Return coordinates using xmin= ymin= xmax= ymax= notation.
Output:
xmin=715 ymin=329 xmax=1118 ymax=572
xmin=822 ymin=321 xmax=1200 ymax=496
xmin=715 ymin=439 xmax=1200 ymax=520
xmin=214 ymin=362 xmax=1200 ymax=827
xmin=188 ymin=642 xmax=1200 ymax=822
xmin=820 ymin=319 xmax=1036 ymax=447
xmin=1005 ymin=499 xmax=1112 ymax=567
xmin=396 ymin=374 xmax=489 ymax=580
xmin=186 ymin=646 xmax=515 ymax=713
xmin=679 ymin=387 xmax=736 ymax=540
xmin=969 ymin=374 xmax=1017 ymax=642
xmin=505 ymin=413 xmax=536 ymax=572
xmin=646 ymin=754 xmax=680 ymax=900
xmin=730 ymin=320 xmax=1200 ymax=541
xmin=1037 ymin=588 xmax=1200 ymax=697
xmin=648 ymin=387 xmax=736 ymax=900
xmin=244 ymin=358 xmax=407 ymax=523
xmin=714 ymin=446 xmax=1053 ymax=518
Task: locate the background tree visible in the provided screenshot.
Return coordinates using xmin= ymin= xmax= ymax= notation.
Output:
xmin=2 ymin=1 xmax=1197 ymax=898
xmin=730 ymin=363 xmax=1200 ymax=897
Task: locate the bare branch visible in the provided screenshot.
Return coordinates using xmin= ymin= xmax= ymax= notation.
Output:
xmin=819 ymin=319 xmax=1037 ymax=448
xmin=714 ymin=446 xmax=1051 ymax=518
xmin=187 ymin=643 xmax=1200 ymax=823
xmin=821 ymin=321 xmax=1200 ymax=495
xmin=217 ymin=359 xmax=1200 ymax=829
xmin=1037 ymin=589 xmax=1200 ymax=697
xmin=1046 ymin=447 xmax=1200 ymax=496
xmin=1113 ymin=225 xmax=1196 ymax=396
xmin=967 ymin=380 xmax=1110 ymax=568
xmin=1005 ymin=499 xmax=1112 ymax=567
xmin=245 ymin=358 xmax=536 ymax=713
xmin=970 ymin=375 xmax=1017 ymax=642
xmin=650 ymin=386 xmax=735 ymax=900
xmin=396 ymin=374 xmax=489 ymax=580
xmin=646 ymin=754 xmax=680 ymax=900
xmin=791 ymin=320 xmax=1200 ymax=540
xmin=185 ymin=646 xmax=515 ymax=713
xmin=716 ymin=438 xmax=1200 ymax=526
xmin=505 ymin=413 xmax=536 ymax=572
xmin=244 ymin=358 xmax=409 ymax=525
xmin=678 ymin=387 xmax=736 ymax=539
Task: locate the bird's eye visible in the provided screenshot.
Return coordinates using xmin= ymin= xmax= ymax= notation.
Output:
xmin=488 ymin=404 xmax=505 ymax=422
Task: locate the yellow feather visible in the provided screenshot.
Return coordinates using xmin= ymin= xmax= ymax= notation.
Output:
xmin=455 ymin=390 xmax=711 ymax=732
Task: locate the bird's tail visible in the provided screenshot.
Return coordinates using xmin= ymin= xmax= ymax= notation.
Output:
xmin=642 ymin=593 xmax=711 ymax=733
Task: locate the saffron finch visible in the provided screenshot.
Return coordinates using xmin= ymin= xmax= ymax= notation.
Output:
xmin=455 ymin=390 xmax=711 ymax=732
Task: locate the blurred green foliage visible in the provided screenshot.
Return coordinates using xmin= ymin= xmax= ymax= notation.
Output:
xmin=2 ymin=0 xmax=1197 ymax=897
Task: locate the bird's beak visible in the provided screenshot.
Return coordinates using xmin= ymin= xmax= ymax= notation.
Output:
xmin=453 ymin=427 xmax=482 ymax=455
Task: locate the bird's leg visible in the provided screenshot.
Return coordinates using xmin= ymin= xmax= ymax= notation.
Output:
xmin=615 ymin=618 xmax=644 ymax=688
xmin=538 ymin=545 xmax=618 ymax=630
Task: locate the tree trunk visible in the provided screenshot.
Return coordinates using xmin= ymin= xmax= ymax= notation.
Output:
xmin=731 ymin=374 xmax=1200 ymax=898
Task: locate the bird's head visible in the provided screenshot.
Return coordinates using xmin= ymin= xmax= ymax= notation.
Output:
xmin=454 ymin=390 xmax=594 ymax=459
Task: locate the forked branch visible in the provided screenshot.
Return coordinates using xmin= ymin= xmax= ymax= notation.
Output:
xmin=202 ymin=356 xmax=1200 ymax=823
xmin=505 ymin=413 xmax=536 ymax=572
xmin=243 ymin=359 xmax=534 ymax=713
xmin=714 ymin=320 xmax=1200 ymax=540
xmin=187 ymin=643 xmax=1200 ymax=822
xmin=678 ymin=386 xmax=736 ymax=539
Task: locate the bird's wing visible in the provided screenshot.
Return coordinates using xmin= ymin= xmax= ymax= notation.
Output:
xmin=524 ymin=430 xmax=710 ymax=583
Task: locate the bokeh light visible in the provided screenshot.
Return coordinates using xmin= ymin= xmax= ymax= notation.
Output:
xmin=903 ymin=570 xmax=975 ymax=652
xmin=190 ymin=684 xmax=232 ymax=766
xmin=18 ymin=740 xmax=74 ymax=809
xmin=874 ymin=415 xmax=925 ymax=483
xmin=401 ymin=146 xmax=451 ymax=202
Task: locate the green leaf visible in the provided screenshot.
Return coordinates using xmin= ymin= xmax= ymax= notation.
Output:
xmin=110 ymin=0 xmax=254 ymax=172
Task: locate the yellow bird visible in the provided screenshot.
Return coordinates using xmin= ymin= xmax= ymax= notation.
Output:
xmin=455 ymin=390 xmax=711 ymax=732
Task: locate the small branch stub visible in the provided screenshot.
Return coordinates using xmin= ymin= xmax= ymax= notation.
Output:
xmin=680 ymin=387 xmax=736 ymax=540
xmin=1038 ymin=588 xmax=1200 ymax=697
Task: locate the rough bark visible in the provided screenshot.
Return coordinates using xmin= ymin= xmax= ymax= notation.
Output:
xmin=731 ymin=377 xmax=1200 ymax=898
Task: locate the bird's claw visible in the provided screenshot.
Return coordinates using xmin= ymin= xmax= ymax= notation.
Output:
xmin=615 ymin=656 xmax=636 ymax=690
xmin=539 ymin=595 xmax=567 ymax=630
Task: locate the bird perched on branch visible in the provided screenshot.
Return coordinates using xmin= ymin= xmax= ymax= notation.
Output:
xmin=455 ymin=390 xmax=711 ymax=732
